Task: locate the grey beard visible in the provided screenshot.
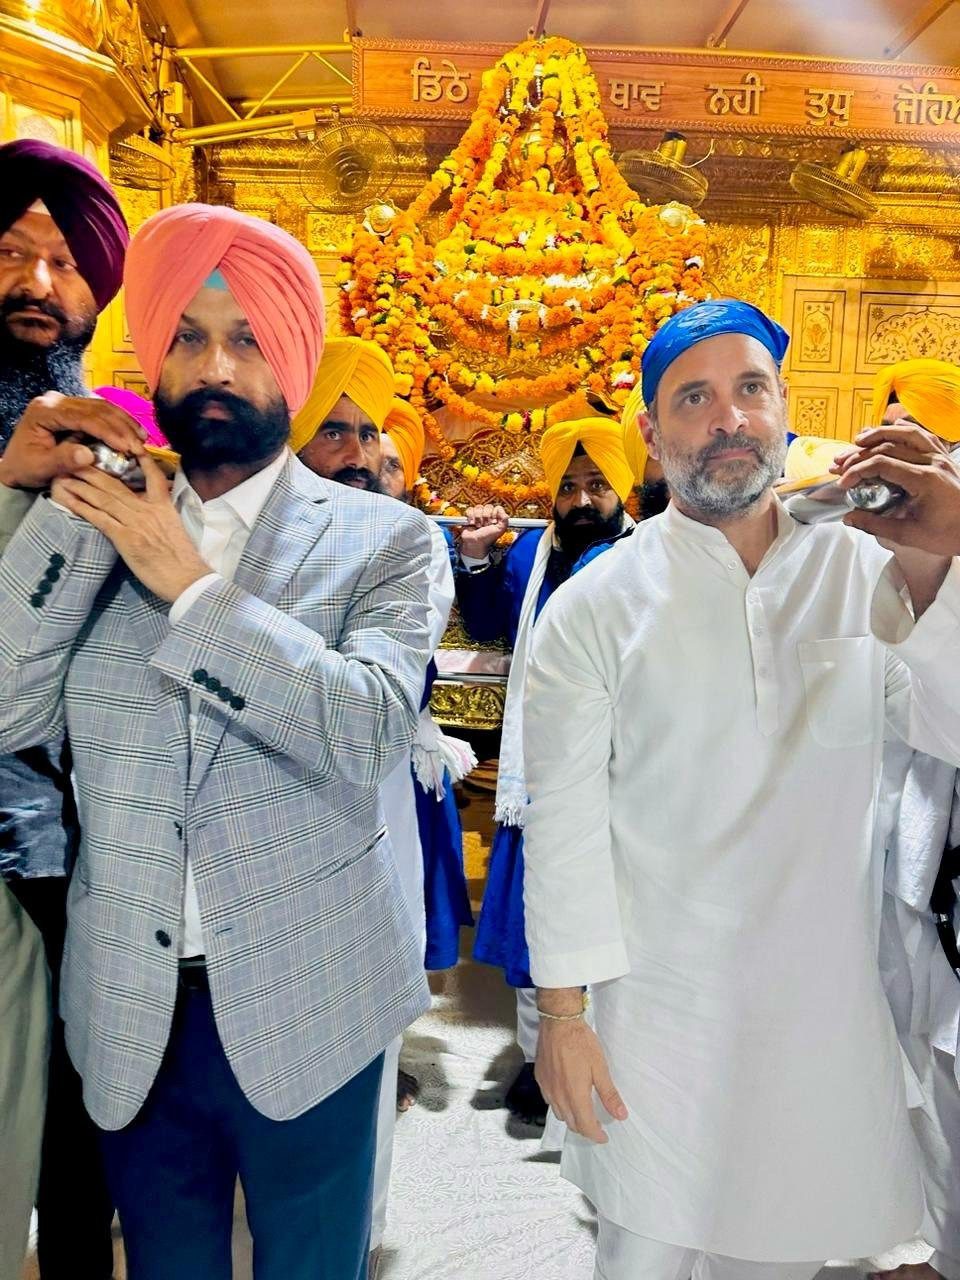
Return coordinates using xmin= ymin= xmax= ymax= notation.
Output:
xmin=655 ymin=428 xmax=787 ymax=520
xmin=0 ymin=342 xmax=89 ymax=448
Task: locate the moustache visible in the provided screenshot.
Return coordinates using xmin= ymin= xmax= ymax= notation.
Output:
xmin=698 ymin=433 xmax=762 ymax=464
xmin=332 ymin=466 xmax=379 ymax=490
xmin=0 ymin=293 xmax=68 ymax=326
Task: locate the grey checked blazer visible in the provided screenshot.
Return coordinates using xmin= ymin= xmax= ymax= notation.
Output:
xmin=0 ymin=455 xmax=433 ymax=1129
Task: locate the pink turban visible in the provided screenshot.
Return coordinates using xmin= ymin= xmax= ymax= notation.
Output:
xmin=123 ymin=204 xmax=324 ymax=415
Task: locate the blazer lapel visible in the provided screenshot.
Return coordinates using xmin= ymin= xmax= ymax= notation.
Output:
xmin=120 ymin=575 xmax=190 ymax=794
xmin=187 ymin=458 xmax=332 ymax=795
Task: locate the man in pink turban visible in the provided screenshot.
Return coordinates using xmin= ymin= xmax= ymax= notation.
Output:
xmin=0 ymin=202 xmax=434 ymax=1280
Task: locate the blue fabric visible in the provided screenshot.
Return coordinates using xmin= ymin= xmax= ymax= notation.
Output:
xmin=469 ymin=529 xmax=627 ymax=988
xmin=416 ymin=767 xmax=474 ymax=971
xmin=473 ymin=822 xmax=530 ymax=986
xmin=641 ymin=299 xmax=790 ymax=406
xmin=98 ymin=981 xmax=383 ymax=1280
xmin=454 ymin=528 xmax=544 ymax=647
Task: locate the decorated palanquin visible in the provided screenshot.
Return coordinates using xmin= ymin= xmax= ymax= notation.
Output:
xmin=338 ymin=36 xmax=710 ymax=517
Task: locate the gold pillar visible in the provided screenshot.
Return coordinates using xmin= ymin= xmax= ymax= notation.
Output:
xmin=0 ymin=0 xmax=155 ymax=388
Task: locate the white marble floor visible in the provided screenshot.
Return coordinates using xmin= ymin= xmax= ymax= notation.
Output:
xmin=24 ymin=936 xmax=933 ymax=1279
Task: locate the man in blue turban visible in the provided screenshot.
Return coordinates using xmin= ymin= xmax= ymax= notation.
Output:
xmin=521 ymin=298 xmax=960 ymax=1279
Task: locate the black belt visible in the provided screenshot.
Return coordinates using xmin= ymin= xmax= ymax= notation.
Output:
xmin=931 ymin=843 xmax=960 ymax=983
xmin=177 ymin=955 xmax=207 ymax=991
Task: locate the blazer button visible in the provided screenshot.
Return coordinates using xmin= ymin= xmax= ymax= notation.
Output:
xmin=44 ymin=567 xmax=60 ymax=583
xmin=230 ymin=694 xmax=245 ymax=711
xmin=206 ymin=676 xmax=221 ymax=692
xmin=36 ymin=579 xmax=53 ymax=595
xmin=192 ymin=668 xmax=208 ymax=684
xmin=173 ymin=821 xmax=183 ymax=839
xmin=155 ymin=929 xmax=172 ymax=948
xmin=216 ymin=687 xmax=231 ymax=702
xmin=49 ymin=553 xmax=65 ymax=568
xmin=30 ymin=592 xmax=45 ymax=608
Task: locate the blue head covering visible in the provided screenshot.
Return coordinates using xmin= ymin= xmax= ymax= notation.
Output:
xmin=642 ymin=300 xmax=790 ymax=407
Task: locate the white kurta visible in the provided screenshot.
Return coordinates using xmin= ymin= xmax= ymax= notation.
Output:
xmin=522 ymin=500 xmax=960 ymax=1263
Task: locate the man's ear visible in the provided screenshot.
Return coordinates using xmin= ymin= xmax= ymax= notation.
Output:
xmin=639 ymin=411 xmax=659 ymax=461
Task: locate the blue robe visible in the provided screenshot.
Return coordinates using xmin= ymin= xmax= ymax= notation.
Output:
xmin=456 ymin=527 xmax=629 ymax=987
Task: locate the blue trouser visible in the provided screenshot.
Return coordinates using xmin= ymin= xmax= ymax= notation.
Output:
xmin=97 ymin=970 xmax=383 ymax=1280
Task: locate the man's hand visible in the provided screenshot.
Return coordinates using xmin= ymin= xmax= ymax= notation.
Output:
xmin=460 ymin=504 xmax=510 ymax=560
xmin=52 ymin=454 xmax=210 ymax=604
xmin=535 ymin=1012 xmax=627 ymax=1145
xmin=0 ymin=392 xmax=146 ymax=492
xmin=833 ymin=423 xmax=960 ymax=556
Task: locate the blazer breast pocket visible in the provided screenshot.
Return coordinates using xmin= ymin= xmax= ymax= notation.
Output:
xmin=315 ymin=827 xmax=388 ymax=883
xmin=797 ymin=635 xmax=875 ymax=750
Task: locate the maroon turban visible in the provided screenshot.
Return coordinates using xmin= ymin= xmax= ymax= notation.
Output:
xmin=0 ymin=139 xmax=129 ymax=311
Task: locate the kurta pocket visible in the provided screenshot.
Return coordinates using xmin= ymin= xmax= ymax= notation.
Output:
xmin=798 ymin=635 xmax=874 ymax=749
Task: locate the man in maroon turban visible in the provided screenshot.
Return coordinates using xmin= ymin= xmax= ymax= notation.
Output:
xmin=0 ymin=138 xmax=130 ymax=1280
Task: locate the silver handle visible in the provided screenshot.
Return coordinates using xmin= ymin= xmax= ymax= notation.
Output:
xmin=430 ymin=515 xmax=549 ymax=529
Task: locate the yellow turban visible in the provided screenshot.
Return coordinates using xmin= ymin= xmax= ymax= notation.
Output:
xmin=871 ymin=359 xmax=960 ymax=442
xmin=383 ymin=397 xmax=425 ymax=490
xmin=539 ymin=416 xmax=634 ymax=503
xmin=783 ymin=435 xmax=848 ymax=482
xmin=289 ymin=336 xmax=395 ymax=454
xmin=620 ymin=382 xmax=648 ymax=484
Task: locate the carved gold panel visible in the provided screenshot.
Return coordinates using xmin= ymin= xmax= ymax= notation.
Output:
xmin=792 ymin=291 xmax=844 ymax=371
xmin=860 ymin=293 xmax=960 ymax=369
xmin=790 ymin=388 xmax=838 ymax=437
xmin=429 ymin=681 xmax=507 ymax=731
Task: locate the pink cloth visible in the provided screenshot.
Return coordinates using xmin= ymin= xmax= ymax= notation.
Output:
xmin=123 ymin=204 xmax=325 ymax=414
xmin=94 ymin=386 xmax=166 ymax=447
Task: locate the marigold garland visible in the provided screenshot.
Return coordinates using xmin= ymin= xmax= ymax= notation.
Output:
xmin=339 ymin=35 xmax=710 ymax=505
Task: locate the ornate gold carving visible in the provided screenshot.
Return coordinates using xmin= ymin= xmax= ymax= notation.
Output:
xmin=794 ymin=395 xmax=830 ymax=434
xmin=430 ymin=681 xmax=506 ymax=731
xmin=799 ymin=301 xmax=834 ymax=363
xmin=704 ymin=223 xmax=772 ymax=311
xmin=865 ymin=304 xmax=960 ymax=365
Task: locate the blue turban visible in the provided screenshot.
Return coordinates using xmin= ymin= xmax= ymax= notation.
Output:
xmin=642 ymin=300 xmax=790 ymax=407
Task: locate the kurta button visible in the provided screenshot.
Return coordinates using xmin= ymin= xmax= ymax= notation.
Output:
xmin=192 ymin=669 xmax=208 ymax=684
xmin=30 ymin=592 xmax=45 ymax=608
xmin=230 ymin=694 xmax=245 ymax=711
xmin=155 ymin=929 xmax=172 ymax=948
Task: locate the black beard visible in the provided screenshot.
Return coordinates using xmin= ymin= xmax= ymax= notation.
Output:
xmin=639 ymin=479 xmax=670 ymax=519
xmin=330 ymin=465 xmax=382 ymax=493
xmin=154 ymin=388 xmax=290 ymax=470
xmin=0 ymin=321 xmax=93 ymax=447
xmin=554 ymin=501 xmax=624 ymax=559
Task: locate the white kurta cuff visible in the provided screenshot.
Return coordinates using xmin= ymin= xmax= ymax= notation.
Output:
xmin=873 ymin=558 xmax=960 ymax=658
xmin=530 ymin=940 xmax=630 ymax=990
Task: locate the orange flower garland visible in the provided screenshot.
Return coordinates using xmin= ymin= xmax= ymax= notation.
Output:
xmin=339 ymin=35 xmax=710 ymax=506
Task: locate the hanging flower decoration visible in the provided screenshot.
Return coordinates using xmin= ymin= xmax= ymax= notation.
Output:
xmin=339 ymin=35 xmax=710 ymax=508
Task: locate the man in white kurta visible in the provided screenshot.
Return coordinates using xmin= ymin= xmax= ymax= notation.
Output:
xmin=522 ymin=299 xmax=960 ymax=1280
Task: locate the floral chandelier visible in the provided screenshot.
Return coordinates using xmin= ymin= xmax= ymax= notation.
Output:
xmin=339 ymin=35 xmax=710 ymax=506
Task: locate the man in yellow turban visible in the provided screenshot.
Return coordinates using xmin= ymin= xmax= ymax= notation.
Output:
xmin=380 ymin=397 xmax=425 ymax=501
xmin=621 ymin=382 xmax=669 ymax=517
xmin=872 ymin=359 xmax=960 ymax=443
xmin=455 ymin=416 xmax=634 ymax=1125
xmin=290 ymin=336 xmax=395 ymax=491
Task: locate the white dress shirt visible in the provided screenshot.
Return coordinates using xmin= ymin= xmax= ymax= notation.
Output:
xmin=169 ymin=448 xmax=288 ymax=956
xmin=522 ymin=500 xmax=960 ymax=1262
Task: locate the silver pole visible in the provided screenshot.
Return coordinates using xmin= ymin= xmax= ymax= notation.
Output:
xmin=430 ymin=515 xmax=550 ymax=529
